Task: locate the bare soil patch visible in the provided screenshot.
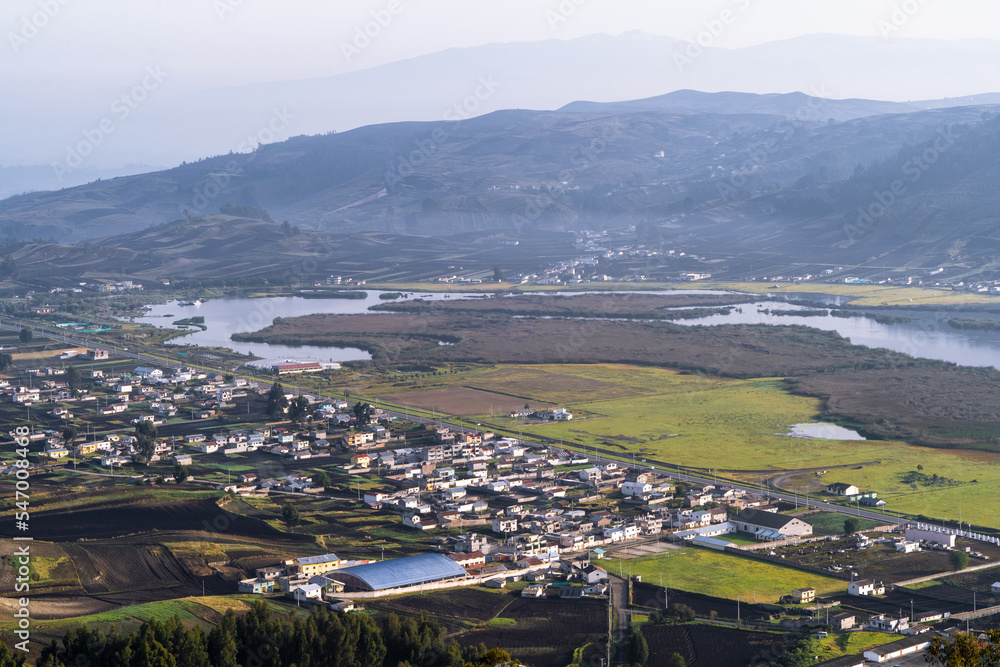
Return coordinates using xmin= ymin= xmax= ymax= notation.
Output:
xmin=0 ymin=595 xmax=118 ymax=621
xmin=641 ymin=624 xmax=794 ymax=667
xmin=465 ymin=366 xmax=651 ymax=403
xmin=456 ymin=598 xmax=607 ymax=667
xmin=367 ymin=587 xmax=516 ymax=625
xmin=3 ymin=498 xmax=289 ymax=542
xmin=943 ymin=564 xmax=1000 ymax=591
xmin=381 ymin=386 xmax=552 ymax=416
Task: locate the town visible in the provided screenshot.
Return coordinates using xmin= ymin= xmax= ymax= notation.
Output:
xmin=6 ymin=340 xmax=1000 ymax=666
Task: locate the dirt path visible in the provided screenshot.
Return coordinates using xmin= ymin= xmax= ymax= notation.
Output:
xmin=608 ymin=574 xmax=630 ymax=665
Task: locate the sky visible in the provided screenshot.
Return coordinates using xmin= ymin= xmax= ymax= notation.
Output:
xmin=2 ymin=0 xmax=999 ymax=177
xmin=5 ymin=0 xmax=1000 ymax=96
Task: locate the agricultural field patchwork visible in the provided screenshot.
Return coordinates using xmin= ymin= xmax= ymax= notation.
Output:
xmin=454 ymin=597 xmax=608 ymax=667
xmin=639 ymin=623 xmax=801 ymax=667
xmin=769 ymin=533 xmax=1000 ymax=584
xmin=370 ymin=363 xmax=1000 ymax=527
xmin=367 ymin=587 xmax=607 ymax=667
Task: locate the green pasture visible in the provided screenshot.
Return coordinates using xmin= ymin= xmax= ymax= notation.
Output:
xmin=366 ymin=362 xmax=1000 ymax=528
xmin=801 ymin=513 xmax=888 ymax=536
xmin=609 ymin=547 xmax=846 ymax=603
xmin=813 ymin=631 xmax=896 ymax=661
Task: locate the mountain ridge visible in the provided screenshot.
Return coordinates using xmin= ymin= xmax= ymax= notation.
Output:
xmin=4 ymin=31 xmax=1000 ymax=179
xmin=2 ymin=89 xmax=999 ymax=282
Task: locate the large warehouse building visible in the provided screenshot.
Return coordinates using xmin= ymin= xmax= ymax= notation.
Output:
xmin=335 ymin=553 xmax=468 ymax=592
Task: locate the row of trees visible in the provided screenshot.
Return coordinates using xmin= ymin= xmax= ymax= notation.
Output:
xmin=34 ymin=600 xmax=515 ymax=667
xmin=266 ymin=381 xmax=372 ymax=425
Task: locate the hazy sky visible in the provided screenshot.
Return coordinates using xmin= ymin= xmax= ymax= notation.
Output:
xmin=5 ymin=0 xmax=999 ymax=95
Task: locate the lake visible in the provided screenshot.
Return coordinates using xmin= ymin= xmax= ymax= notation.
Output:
xmin=130 ymin=290 xmax=1000 ymax=371
xmin=128 ymin=291 xmax=491 ymax=362
xmin=668 ymin=300 xmax=1000 ymax=370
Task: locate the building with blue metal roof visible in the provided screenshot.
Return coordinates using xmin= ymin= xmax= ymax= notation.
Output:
xmin=335 ymin=553 xmax=468 ymax=591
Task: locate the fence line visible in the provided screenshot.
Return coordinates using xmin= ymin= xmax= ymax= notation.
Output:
xmin=893 ymin=559 xmax=1000 ymax=587
xmin=952 ymin=603 xmax=1000 ymax=622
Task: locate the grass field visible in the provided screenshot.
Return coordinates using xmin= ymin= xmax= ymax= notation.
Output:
xmin=29 ymin=555 xmax=80 ymax=587
xmin=682 ymin=282 xmax=1000 ymax=307
xmin=800 ymin=512 xmax=888 ymax=536
xmin=813 ymin=631 xmax=895 ymax=661
xmin=162 ymin=541 xmax=230 ymax=561
xmin=724 ymin=532 xmax=766 ymax=546
xmin=366 ymin=279 xmax=1000 ymax=307
xmin=368 ymin=363 xmax=1000 ymax=528
xmin=607 ymin=547 xmax=846 ymax=603
xmin=900 ymin=580 xmax=941 ymax=591
xmin=381 ymin=365 xmax=828 ymax=468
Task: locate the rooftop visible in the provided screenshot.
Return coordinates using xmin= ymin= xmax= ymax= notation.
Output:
xmin=336 ymin=553 xmax=467 ymax=591
xmin=295 ymin=553 xmax=339 ymax=566
xmin=865 ymin=634 xmax=932 ymax=656
xmin=732 ymin=509 xmax=800 ymax=530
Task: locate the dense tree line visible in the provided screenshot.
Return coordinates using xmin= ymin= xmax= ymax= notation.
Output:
xmin=36 ymin=600 xmax=511 ymax=667
xmin=928 ymin=628 xmax=1000 ymax=666
xmin=0 ymin=642 xmax=25 ymax=667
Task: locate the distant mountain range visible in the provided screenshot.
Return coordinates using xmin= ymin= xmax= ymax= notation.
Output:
xmin=3 ymin=31 xmax=1000 ymax=183
xmin=3 ymin=87 xmax=1000 ymax=281
xmin=561 ymin=89 xmax=1000 ymax=121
